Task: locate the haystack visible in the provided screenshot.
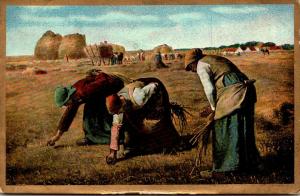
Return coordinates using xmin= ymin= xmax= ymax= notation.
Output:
xmin=111 ymin=44 xmax=125 ymax=53
xmin=98 ymin=43 xmax=113 ymax=58
xmin=84 ymin=42 xmax=125 ymax=59
xmin=58 ymin=33 xmax=87 ymax=59
xmin=153 ymin=44 xmax=173 ymax=54
xmin=34 ymin=30 xmax=62 ymax=60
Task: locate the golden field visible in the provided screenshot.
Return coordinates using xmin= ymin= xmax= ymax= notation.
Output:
xmin=5 ymin=50 xmax=294 ymax=184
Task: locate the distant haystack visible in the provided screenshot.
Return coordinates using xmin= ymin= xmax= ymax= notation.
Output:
xmin=111 ymin=44 xmax=125 ymax=53
xmin=99 ymin=42 xmax=114 ymax=58
xmin=84 ymin=42 xmax=126 ymax=65
xmin=58 ymin=33 xmax=87 ymax=59
xmin=99 ymin=42 xmax=125 ymax=53
xmin=34 ymin=30 xmax=62 ymax=60
xmin=84 ymin=42 xmax=125 ymax=57
xmin=153 ymin=44 xmax=173 ymax=54
xmin=84 ymin=42 xmax=126 ymax=58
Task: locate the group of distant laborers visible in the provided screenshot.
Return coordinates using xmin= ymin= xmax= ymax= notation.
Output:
xmin=47 ymin=48 xmax=263 ymax=178
xmin=111 ymin=52 xmax=124 ymax=65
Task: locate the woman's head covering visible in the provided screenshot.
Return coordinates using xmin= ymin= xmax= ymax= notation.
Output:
xmin=184 ymin=48 xmax=203 ymax=70
xmin=54 ymin=85 xmax=77 ymax=107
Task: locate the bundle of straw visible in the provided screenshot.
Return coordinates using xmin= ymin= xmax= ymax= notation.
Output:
xmin=170 ymin=102 xmax=191 ymax=135
xmin=189 ymin=112 xmax=214 ymax=167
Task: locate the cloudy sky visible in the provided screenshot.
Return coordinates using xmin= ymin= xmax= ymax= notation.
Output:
xmin=6 ymin=4 xmax=294 ymax=56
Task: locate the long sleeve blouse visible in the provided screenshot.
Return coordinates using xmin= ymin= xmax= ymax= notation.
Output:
xmin=112 ymin=82 xmax=157 ymax=125
xmin=196 ymin=61 xmax=216 ymax=111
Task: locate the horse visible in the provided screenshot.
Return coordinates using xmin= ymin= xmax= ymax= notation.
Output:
xmin=261 ymin=48 xmax=270 ymax=55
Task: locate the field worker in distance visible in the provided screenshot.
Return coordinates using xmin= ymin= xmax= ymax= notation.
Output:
xmin=105 ymin=78 xmax=184 ymax=165
xmin=185 ymin=48 xmax=262 ymax=177
xmin=47 ymin=69 xmax=131 ymax=146
xmin=154 ymin=51 xmax=168 ymax=68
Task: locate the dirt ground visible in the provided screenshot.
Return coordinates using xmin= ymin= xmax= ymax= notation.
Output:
xmin=5 ymin=50 xmax=294 ymax=184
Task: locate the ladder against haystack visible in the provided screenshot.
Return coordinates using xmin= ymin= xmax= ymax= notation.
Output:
xmin=84 ymin=44 xmax=100 ymax=66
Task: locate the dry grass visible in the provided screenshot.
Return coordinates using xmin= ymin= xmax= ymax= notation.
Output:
xmin=5 ymin=50 xmax=294 ymax=184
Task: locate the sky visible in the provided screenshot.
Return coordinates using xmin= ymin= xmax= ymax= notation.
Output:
xmin=6 ymin=4 xmax=294 ymax=56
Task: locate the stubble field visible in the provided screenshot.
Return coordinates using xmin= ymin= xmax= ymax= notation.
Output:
xmin=5 ymin=50 xmax=294 ymax=184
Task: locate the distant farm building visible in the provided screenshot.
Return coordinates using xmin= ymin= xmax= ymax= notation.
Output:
xmin=222 ymin=48 xmax=237 ymax=56
xmin=221 ymin=45 xmax=261 ymax=56
xmin=269 ymin=46 xmax=282 ymax=50
xmin=245 ymin=46 xmax=260 ymax=52
xmin=234 ymin=47 xmax=244 ymax=54
xmin=254 ymin=46 xmax=260 ymax=51
xmin=244 ymin=47 xmax=251 ymax=53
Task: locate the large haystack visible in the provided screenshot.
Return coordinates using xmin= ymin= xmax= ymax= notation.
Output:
xmin=34 ymin=31 xmax=62 ymax=60
xmin=58 ymin=33 xmax=87 ymax=59
xmin=99 ymin=43 xmax=114 ymax=58
xmin=153 ymin=44 xmax=173 ymax=54
xmin=84 ymin=42 xmax=126 ymax=60
xmin=111 ymin=44 xmax=125 ymax=53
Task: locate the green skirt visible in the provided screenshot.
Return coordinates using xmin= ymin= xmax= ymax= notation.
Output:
xmin=213 ymin=72 xmax=261 ymax=172
xmin=83 ymin=97 xmax=112 ymax=144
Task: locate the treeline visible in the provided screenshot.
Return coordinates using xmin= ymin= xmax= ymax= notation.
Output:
xmin=203 ymin=41 xmax=294 ymax=50
xmin=280 ymin=44 xmax=294 ymax=50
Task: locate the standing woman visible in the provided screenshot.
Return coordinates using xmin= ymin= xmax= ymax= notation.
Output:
xmin=185 ymin=48 xmax=262 ymax=177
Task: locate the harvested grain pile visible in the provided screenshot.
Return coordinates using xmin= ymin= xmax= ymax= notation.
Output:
xmin=85 ymin=43 xmax=126 ymax=58
xmin=58 ymin=33 xmax=87 ymax=59
xmin=6 ymin=64 xmax=27 ymax=71
xmin=153 ymin=44 xmax=173 ymax=54
xmin=22 ymin=67 xmax=47 ymax=75
xmin=34 ymin=31 xmax=62 ymax=60
xmin=99 ymin=43 xmax=113 ymax=58
xmin=111 ymin=44 xmax=125 ymax=53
